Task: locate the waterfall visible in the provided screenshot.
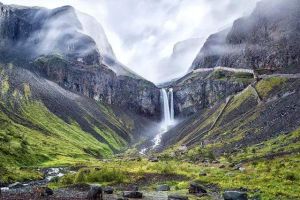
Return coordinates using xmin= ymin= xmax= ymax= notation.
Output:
xmin=169 ymin=88 xmax=174 ymax=122
xmin=149 ymin=88 xmax=176 ymax=150
xmin=160 ymin=88 xmax=174 ymax=131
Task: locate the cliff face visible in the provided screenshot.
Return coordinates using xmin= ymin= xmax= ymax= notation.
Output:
xmin=0 ymin=3 xmax=160 ymax=118
xmin=171 ymin=70 xmax=250 ymax=117
xmin=32 ymin=55 xmax=160 ymax=118
xmin=191 ymin=0 xmax=300 ymax=73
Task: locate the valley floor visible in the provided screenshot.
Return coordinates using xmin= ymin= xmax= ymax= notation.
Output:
xmin=1 ymin=149 xmax=300 ymax=200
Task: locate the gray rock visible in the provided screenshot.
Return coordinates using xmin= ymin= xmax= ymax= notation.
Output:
xmin=104 ymin=186 xmax=114 ymax=194
xmin=8 ymin=182 xmax=23 ymax=189
xmin=199 ymin=171 xmax=207 ymax=176
xmin=123 ymin=191 xmax=143 ymax=198
xmin=37 ymin=187 xmax=53 ymax=197
xmin=148 ymin=157 xmax=159 ymax=162
xmin=168 ymin=194 xmax=189 ymax=200
xmin=87 ymin=185 xmax=103 ymax=200
xmin=156 ymin=184 xmax=170 ymax=191
xmin=223 ymin=191 xmax=248 ymax=200
xmin=189 ymin=182 xmax=207 ymax=194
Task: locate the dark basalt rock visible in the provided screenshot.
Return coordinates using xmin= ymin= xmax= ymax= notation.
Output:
xmin=223 ymin=191 xmax=248 ymax=200
xmin=37 ymin=187 xmax=53 ymax=197
xmin=103 ymin=186 xmax=114 ymax=194
xmin=188 ymin=182 xmax=207 ymax=194
xmin=8 ymin=182 xmax=23 ymax=189
xmin=168 ymin=194 xmax=189 ymax=200
xmin=87 ymin=185 xmax=103 ymax=200
xmin=123 ymin=191 xmax=143 ymax=198
xmin=156 ymin=184 xmax=171 ymax=191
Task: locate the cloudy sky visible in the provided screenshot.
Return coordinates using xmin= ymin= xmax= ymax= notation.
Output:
xmin=2 ymin=0 xmax=259 ymax=83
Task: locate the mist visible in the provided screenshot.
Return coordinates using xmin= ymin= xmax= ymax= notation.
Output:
xmin=1 ymin=0 xmax=259 ymax=83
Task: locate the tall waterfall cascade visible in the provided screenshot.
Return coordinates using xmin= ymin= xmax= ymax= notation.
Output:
xmin=161 ymin=88 xmax=175 ymax=131
xmin=140 ymin=88 xmax=176 ymax=153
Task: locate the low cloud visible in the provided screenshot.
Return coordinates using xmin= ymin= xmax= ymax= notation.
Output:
xmin=2 ymin=0 xmax=259 ymax=83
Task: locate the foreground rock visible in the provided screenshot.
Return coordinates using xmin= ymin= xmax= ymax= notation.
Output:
xmin=156 ymin=184 xmax=171 ymax=191
xmin=188 ymin=182 xmax=207 ymax=194
xmin=123 ymin=191 xmax=143 ymax=198
xmin=168 ymin=194 xmax=189 ymax=200
xmin=35 ymin=186 xmax=54 ymax=197
xmin=104 ymin=186 xmax=114 ymax=194
xmin=8 ymin=182 xmax=23 ymax=189
xmin=223 ymin=191 xmax=248 ymax=200
xmin=87 ymin=185 xmax=103 ymax=200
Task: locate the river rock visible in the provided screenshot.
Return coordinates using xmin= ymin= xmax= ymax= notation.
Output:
xmin=36 ymin=187 xmax=53 ymax=197
xmin=87 ymin=185 xmax=103 ymax=200
xmin=223 ymin=191 xmax=248 ymax=200
xmin=199 ymin=171 xmax=207 ymax=176
xmin=8 ymin=182 xmax=23 ymax=189
xmin=189 ymin=182 xmax=207 ymax=194
xmin=148 ymin=157 xmax=159 ymax=162
xmin=104 ymin=186 xmax=114 ymax=194
xmin=156 ymin=184 xmax=170 ymax=191
xmin=123 ymin=191 xmax=143 ymax=198
xmin=168 ymin=194 xmax=189 ymax=200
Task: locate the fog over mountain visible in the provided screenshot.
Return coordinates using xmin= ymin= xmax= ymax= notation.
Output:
xmin=2 ymin=0 xmax=259 ymax=83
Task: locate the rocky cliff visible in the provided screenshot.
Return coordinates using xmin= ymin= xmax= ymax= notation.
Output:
xmin=0 ymin=2 xmax=160 ymax=118
xmin=170 ymin=70 xmax=252 ymax=117
xmin=191 ymin=0 xmax=300 ymax=73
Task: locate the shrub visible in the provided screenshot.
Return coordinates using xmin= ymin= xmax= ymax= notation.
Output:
xmin=87 ymin=167 xmax=125 ymax=183
xmin=285 ymin=172 xmax=298 ymax=181
xmin=74 ymin=168 xmax=88 ymax=183
xmin=59 ymin=173 xmax=75 ymax=185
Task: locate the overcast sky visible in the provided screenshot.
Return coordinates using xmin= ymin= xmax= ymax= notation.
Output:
xmin=2 ymin=0 xmax=259 ymax=83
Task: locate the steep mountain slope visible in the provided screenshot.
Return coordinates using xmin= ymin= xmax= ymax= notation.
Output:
xmin=0 ymin=2 xmax=161 ymax=172
xmin=0 ymin=2 xmax=160 ymax=118
xmin=162 ymin=76 xmax=300 ymax=155
xmin=191 ymin=0 xmax=300 ymax=73
xmin=0 ymin=62 xmax=159 ymax=168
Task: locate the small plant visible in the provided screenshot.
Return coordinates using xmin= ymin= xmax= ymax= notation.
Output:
xmin=59 ymin=173 xmax=75 ymax=185
xmin=285 ymin=172 xmax=298 ymax=181
xmin=74 ymin=168 xmax=89 ymax=183
xmin=87 ymin=167 xmax=125 ymax=183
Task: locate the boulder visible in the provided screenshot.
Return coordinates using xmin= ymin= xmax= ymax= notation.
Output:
xmin=123 ymin=191 xmax=143 ymax=198
xmin=8 ymin=182 xmax=23 ymax=189
xmin=219 ymin=165 xmax=226 ymax=169
xmin=168 ymin=194 xmax=189 ymax=200
xmin=104 ymin=186 xmax=114 ymax=194
xmin=199 ymin=171 xmax=207 ymax=176
xmin=148 ymin=157 xmax=159 ymax=162
xmin=189 ymin=182 xmax=207 ymax=194
xmin=87 ymin=185 xmax=103 ymax=200
xmin=223 ymin=191 xmax=248 ymax=200
xmin=156 ymin=184 xmax=170 ymax=191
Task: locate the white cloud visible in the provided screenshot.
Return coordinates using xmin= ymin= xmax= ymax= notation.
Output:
xmin=1 ymin=0 xmax=259 ymax=83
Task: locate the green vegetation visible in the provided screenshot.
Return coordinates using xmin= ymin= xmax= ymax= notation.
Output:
xmin=256 ymin=77 xmax=288 ymax=98
xmin=0 ymin=67 xmax=130 ymax=184
xmin=208 ymin=70 xmax=254 ymax=84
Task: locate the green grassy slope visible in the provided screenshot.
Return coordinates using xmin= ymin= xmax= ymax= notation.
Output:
xmin=158 ymin=76 xmax=300 ymax=199
xmin=0 ymin=63 xmax=135 ymax=182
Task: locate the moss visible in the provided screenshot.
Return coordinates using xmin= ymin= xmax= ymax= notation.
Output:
xmin=1 ymin=79 xmax=10 ymax=94
xmin=23 ymin=83 xmax=31 ymax=99
xmin=256 ymin=77 xmax=288 ymax=98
